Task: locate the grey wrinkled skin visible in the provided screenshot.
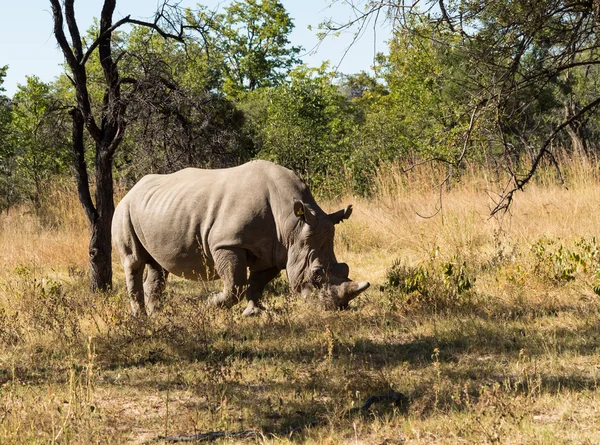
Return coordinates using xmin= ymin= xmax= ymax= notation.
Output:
xmin=112 ymin=160 xmax=370 ymax=317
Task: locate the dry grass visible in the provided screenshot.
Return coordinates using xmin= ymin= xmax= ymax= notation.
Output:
xmin=1 ymin=161 xmax=600 ymax=444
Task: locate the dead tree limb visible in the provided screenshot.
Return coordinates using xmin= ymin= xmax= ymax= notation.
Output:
xmin=491 ymin=95 xmax=600 ymax=215
xmin=142 ymin=429 xmax=259 ymax=443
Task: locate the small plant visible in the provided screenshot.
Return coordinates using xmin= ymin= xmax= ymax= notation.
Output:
xmin=531 ymin=236 xmax=600 ymax=284
xmin=385 ymin=259 xmax=428 ymax=293
xmin=3 ymin=266 xmax=82 ymax=345
xmin=441 ymin=259 xmax=474 ymax=295
xmin=384 ymin=253 xmax=476 ymax=311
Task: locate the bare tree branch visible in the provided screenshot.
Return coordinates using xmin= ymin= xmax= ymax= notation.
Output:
xmin=50 ymin=0 xmax=101 ymax=141
xmin=492 ymin=95 xmax=600 ymax=215
xmin=69 ymin=107 xmax=96 ymax=224
xmin=64 ymin=0 xmax=83 ymax=61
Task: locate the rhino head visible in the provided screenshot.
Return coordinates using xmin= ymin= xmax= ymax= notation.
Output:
xmin=286 ymin=200 xmax=370 ymax=309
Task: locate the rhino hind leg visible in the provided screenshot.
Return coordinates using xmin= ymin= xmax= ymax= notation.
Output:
xmin=243 ymin=267 xmax=281 ymax=316
xmin=115 ymin=236 xmax=150 ymax=316
xmin=143 ymin=260 xmax=169 ymax=315
xmin=126 ymin=264 xmax=146 ymax=316
xmin=209 ymin=248 xmax=248 ymax=309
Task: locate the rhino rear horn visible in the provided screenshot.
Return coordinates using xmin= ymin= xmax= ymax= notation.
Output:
xmin=329 ymin=205 xmax=353 ymax=225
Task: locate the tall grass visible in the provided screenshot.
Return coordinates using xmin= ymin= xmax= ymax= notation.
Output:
xmin=1 ymin=156 xmax=600 ymax=443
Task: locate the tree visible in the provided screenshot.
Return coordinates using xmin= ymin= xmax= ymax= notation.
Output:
xmin=350 ymin=21 xmax=475 ymax=175
xmin=112 ymin=26 xmax=251 ymax=185
xmin=323 ymin=1 xmax=600 ymax=213
xmin=9 ymin=76 xmax=70 ymax=207
xmin=0 ymin=65 xmax=15 ymax=211
xmin=189 ymin=0 xmax=302 ymax=96
xmin=49 ymin=0 xmax=189 ymax=291
xmin=244 ymin=65 xmax=359 ymax=195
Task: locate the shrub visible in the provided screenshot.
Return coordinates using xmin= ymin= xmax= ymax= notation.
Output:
xmin=385 ymin=255 xmax=476 ymax=311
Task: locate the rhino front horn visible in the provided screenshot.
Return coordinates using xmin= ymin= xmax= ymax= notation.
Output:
xmin=337 ymin=280 xmax=370 ymax=309
xmin=348 ymin=281 xmax=370 ymax=299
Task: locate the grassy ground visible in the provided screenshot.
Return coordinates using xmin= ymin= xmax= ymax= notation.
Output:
xmin=1 ymin=163 xmax=600 ymax=444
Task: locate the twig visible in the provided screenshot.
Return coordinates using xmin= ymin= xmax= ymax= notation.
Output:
xmin=357 ymin=391 xmax=409 ymax=412
xmin=413 ymin=104 xmax=479 ymax=221
xmin=142 ymin=429 xmax=258 ymax=443
xmin=491 ymin=95 xmax=600 ymax=215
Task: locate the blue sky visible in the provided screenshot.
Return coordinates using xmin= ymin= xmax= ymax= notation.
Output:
xmin=1 ymin=0 xmax=391 ymax=97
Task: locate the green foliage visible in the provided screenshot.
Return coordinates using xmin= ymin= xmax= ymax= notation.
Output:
xmin=441 ymin=259 xmax=474 ymax=295
xmin=385 ymin=252 xmax=476 ymax=311
xmin=243 ymin=65 xmax=359 ymax=194
xmin=9 ymin=0 xmax=600 ymax=205
xmin=0 ymin=65 xmax=6 ymax=92
xmin=77 ymin=24 xmax=252 ymax=184
xmin=339 ymin=20 xmax=485 ymax=193
xmin=0 ymin=76 xmax=70 ymax=211
xmin=189 ymin=0 xmax=301 ymax=97
xmin=0 ymin=65 xmax=14 ymax=210
xmin=531 ymin=237 xmax=600 ymax=284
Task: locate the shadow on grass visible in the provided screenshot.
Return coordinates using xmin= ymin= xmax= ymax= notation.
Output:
xmin=2 ymin=293 xmax=600 ymax=442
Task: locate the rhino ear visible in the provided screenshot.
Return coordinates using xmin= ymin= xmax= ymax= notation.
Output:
xmin=294 ymin=200 xmax=317 ymax=225
xmin=329 ymin=205 xmax=353 ymax=225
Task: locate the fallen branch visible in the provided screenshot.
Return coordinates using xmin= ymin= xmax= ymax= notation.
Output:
xmin=357 ymin=391 xmax=409 ymax=413
xmin=142 ymin=429 xmax=258 ymax=443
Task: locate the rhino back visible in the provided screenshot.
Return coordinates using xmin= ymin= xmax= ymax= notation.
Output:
xmin=123 ymin=161 xmax=310 ymax=278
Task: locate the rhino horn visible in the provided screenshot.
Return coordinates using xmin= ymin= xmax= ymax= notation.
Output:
xmin=337 ymin=280 xmax=370 ymax=309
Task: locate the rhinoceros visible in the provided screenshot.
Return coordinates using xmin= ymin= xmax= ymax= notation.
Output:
xmin=112 ymin=160 xmax=369 ymax=316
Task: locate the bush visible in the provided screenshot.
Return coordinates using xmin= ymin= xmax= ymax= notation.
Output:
xmin=385 ymin=255 xmax=476 ymax=311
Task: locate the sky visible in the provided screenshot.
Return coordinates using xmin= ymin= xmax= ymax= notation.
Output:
xmin=1 ymin=0 xmax=391 ymax=97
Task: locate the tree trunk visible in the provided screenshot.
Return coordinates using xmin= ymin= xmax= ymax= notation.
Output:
xmin=89 ymin=149 xmax=114 ymax=292
xmin=70 ymin=107 xmax=114 ymax=292
xmin=51 ymin=0 xmax=186 ymax=292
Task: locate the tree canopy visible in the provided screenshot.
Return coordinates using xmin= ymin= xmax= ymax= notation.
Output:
xmin=320 ymin=0 xmax=600 ymax=211
xmin=188 ymin=0 xmax=302 ymax=96
xmin=4 ymin=0 xmax=600 ymax=219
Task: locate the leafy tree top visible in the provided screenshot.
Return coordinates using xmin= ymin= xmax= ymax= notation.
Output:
xmin=188 ymin=0 xmax=302 ymax=96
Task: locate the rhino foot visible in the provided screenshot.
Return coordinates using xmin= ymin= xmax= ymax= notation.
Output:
xmin=129 ymin=299 xmax=148 ymax=318
xmin=208 ymin=291 xmax=239 ymax=308
xmin=242 ymin=300 xmax=264 ymax=317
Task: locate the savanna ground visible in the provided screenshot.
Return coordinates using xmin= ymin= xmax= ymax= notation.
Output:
xmin=1 ymin=160 xmax=600 ymax=444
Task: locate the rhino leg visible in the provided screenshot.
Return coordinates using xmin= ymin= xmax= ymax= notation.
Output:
xmin=143 ymin=260 xmax=169 ymax=315
xmin=125 ymin=264 xmax=146 ymax=316
xmin=113 ymin=204 xmax=152 ymax=316
xmin=209 ymin=248 xmax=248 ymax=309
xmin=243 ymin=267 xmax=281 ymax=316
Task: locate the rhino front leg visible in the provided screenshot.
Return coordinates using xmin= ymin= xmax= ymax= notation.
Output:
xmin=243 ymin=267 xmax=281 ymax=316
xmin=210 ymin=248 xmax=248 ymax=309
xmin=143 ymin=260 xmax=169 ymax=315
